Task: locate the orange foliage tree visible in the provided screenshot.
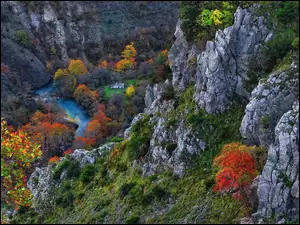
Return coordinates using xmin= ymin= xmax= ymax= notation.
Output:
xmin=1 ymin=118 xmax=42 ymax=209
xmin=85 ymin=109 xmax=111 ymax=139
xmin=74 ymin=84 xmax=98 ymax=102
xmin=73 ymin=136 xmax=97 ymax=150
xmin=48 ymin=156 xmax=60 ymax=164
xmin=152 ymin=49 xmax=171 ymax=83
xmin=99 ymin=60 xmax=108 ymax=69
xmin=114 ymin=42 xmax=137 ymax=72
xmin=21 ymin=115 xmax=75 ymax=159
xmin=213 ymin=142 xmax=258 ymax=200
xmin=54 ymin=59 xmax=87 ymax=98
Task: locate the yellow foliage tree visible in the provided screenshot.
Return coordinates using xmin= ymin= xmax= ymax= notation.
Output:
xmin=121 ymin=42 xmax=137 ymax=59
xmin=54 ymin=68 xmax=70 ymax=81
xmin=1 ymin=118 xmax=42 ymax=209
xmin=99 ymin=60 xmax=108 ymax=69
xmin=68 ymin=59 xmax=88 ymax=75
xmin=125 ymin=85 xmax=135 ymax=97
xmin=114 ymin=42 xmax=137 ymax=72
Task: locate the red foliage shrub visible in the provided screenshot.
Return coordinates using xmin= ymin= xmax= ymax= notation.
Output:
xmin=213 ymin=142 xmax=258 ymax=198
xmin=63 ymin=149 xmax=74 ymax=156
xmin=48 ymin=156 xmax=60 ymax=164
xmin=1 ymin=63 xmax=9 ymax=73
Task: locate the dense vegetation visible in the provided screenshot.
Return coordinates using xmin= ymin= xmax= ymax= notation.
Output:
xmin=1 ymin=1 xmax=299 ymax=224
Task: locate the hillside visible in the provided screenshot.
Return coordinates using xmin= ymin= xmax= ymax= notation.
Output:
xmin=1 ymin=1 xmax=299 ymax=224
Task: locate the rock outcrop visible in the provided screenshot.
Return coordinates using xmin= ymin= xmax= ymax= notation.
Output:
xmin=253 ymin=102 xmax=299 ymax=223
xmin=27 ymin=142 xmax=115 ymax=213
xmin=1 ymin=38 xmax=51 ymax=90
xmin=168 ymin=20 xmax=200 ymax=91
xmin=193 ymin=6 xmax=270 ymax=113
xmin=240 ymin=63 xmax=299 ymax=146
xmin=125 ymin=81 xmax=206 ymax=177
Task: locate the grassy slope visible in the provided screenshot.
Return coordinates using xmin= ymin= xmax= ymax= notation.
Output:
xmin=12 ymin=86 xmax=249 ymax=224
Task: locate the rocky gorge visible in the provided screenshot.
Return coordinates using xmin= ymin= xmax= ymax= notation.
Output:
xmin=1 ymin=2 xmax=299 ymax=224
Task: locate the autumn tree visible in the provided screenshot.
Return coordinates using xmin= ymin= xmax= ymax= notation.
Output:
xmin=21 ymin=115 xmax=75 ymax=159
xmin=213 ymin=142 xmax=258 ymax=200
xmin=54 ymin=59 xmax=87 ymax=98
xmin=125 ymin=85 xmax=135 ymax=98
xmin=152 ymin=49 xmax=172 ymax=83
xmin=73 ymin=136 xmax=96 ymax=150
xmin=1 ymin=118 xmax=42 ymax=209
xmin=99 ymin=60 xmax=108 ymax=69
xmin=68 ymin=59 xmax=88 ymax=75
xmin=114 ymin=42 xmax=137 ymax=72
xmin=74 ymin=84 xmax=99 ymax=116
xmin=54 ymin=68 xmax=70 ymax=82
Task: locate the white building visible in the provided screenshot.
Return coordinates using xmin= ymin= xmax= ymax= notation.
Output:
xmin=110 ymin=83 xmax=125 ymax=89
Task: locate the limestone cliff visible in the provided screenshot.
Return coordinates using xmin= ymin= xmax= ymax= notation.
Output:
xmin=19 ymin=4 xmax=299 ymax=224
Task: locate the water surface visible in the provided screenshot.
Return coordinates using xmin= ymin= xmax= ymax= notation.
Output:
xmin=33 ymin=81 xmax=91 ymax=136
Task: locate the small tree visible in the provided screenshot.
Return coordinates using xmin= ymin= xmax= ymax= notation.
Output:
xmin=125 ymin=85 xmax=135 ymax=98
xmin=114 ymin=42 xmax=137 ymax=72
xmin=1 ymin=118 xmax=42 ymax=209
xmin=213 ymin=142 xmax=258 ymax=201
xmin=68 ymin=59 xmax=88 ymax=75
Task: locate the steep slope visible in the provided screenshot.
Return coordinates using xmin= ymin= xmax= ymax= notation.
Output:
xmin=1 ymin=1 xmax=178 ymax=94
xmin=7 ymin=4 xmax=299 ymax=225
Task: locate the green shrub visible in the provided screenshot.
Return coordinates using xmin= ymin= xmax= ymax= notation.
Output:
xmin=161 ymin=87 xmax=174 ymax=101
xmin=15 ymin=30 xmax=30 ymax=46
xmin=165 ymin=143 xmax=177 ymax=156
xmin=279 ymin=172 xmax=293 ymax=188
xmin=126 ymin=115 xmax=154 ymax=160
xmin=107 ymin=137 xmax=124 ymax=143
xmin=260 ymin=114 xmax=272 ymax=129
xmin=53 ymin=160 xmax=71 ymax=180
xmin=55 ymin=191 xmax=74 ymax=208
xmin=50 ymin=47 xmax=57 ymax=55
xmin=165 ymin=118 xmax=177 ymax=127
xmin=292 ymin=37 xmax=299 ymax=49
xmin=62 ymin=180 xmax=72 ymax=191
xmin=179 ymin=1 xmax=252 ymax=42
xmin=53 ymin=159 xmax=81 ymax=180
xmin=80 ymin=164 xmax=96 ymax=183
xmin=125 ymin=214 xmax=140 ymax=224
xmin=66 ymin=160 xmax=81 ymax=179
xmin=119 ymin=182 xmax=135 ymax=197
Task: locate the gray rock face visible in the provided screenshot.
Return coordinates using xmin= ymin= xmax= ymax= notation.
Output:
xmin=27 ymin=165 xmax=56 ymax=213
xmin=240 ymin=63 xmax=299 ymax=146
xmin=1 ymin=1 xmax=178 ymax=65
xmin=70 ymin=142 xmax=115 ymax=168
xmin=144 ymin=85 xmax=154 ymax=109
xmin=193 ymin=6 xmax=270 ymax=113
xmin=27 ymin=142 xmax=115 ymax=213
xmin=253 ymin=101 xmax=299 ymax=223
xmin=168 ymin=20 xmax=200 ymax=91
xmin=125 ymin=81 xmax=206 ymax=177
xmin=124 ymin=113 xmax=144 ymax=139
xmin=143 ymin=119 xmax=206 ymax=177
xmin=1 ymin=38 xmax=51 ymax=89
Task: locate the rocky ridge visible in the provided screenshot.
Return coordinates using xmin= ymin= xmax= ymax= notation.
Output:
xmin=24 ymin=5 xmax=299 ymax=224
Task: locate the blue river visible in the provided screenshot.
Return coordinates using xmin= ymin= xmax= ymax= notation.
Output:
xmin=32 ymin=81 xmax=91 ymax=136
